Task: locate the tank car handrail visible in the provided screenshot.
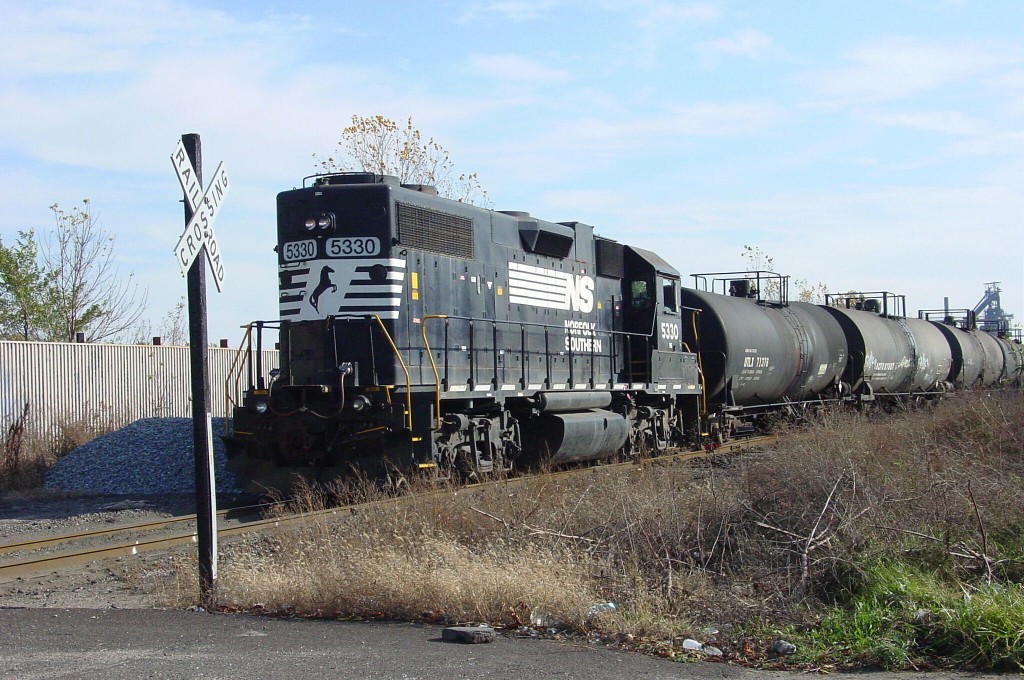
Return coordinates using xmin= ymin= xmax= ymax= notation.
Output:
xmin=691 ymin=270 xmax=790 ymax=306
xmin=919 ymin=308 xmax=978 ymax=330
xmin=827 ymin=292 xmax=906 ymax=318
xmin=691 ymin=309 xmax=708 ymax=418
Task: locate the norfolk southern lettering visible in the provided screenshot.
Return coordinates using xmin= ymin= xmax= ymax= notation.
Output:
xmin=565 ymin=319 xmax=602 ymax=352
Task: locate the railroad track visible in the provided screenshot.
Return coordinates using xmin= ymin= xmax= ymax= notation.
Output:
xmin=0 ymin=435 xmax=773 ymax=583
xmin=0 ymin=505 xmax=265 ymax=582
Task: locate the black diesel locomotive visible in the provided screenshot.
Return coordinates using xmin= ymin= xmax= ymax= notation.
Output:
xmin=224 ymin=173 xmax=1022 ymax=486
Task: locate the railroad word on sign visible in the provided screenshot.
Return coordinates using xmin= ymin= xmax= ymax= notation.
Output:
xmin=171 ymin=139 xmax=228 ymax=292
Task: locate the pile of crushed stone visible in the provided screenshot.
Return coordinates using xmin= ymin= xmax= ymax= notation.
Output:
xmin=45 ymin=417 xmax=241 ymax=494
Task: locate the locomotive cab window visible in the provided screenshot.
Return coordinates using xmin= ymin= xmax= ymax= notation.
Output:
xmin=630 ymin=279 xmax=652 ymax=309
xmin=662 ymin=277 xmax=678 ymax=314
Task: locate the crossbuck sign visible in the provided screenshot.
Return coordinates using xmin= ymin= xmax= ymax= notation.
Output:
xmin=171 ymin=139 xmax=228 ymax=291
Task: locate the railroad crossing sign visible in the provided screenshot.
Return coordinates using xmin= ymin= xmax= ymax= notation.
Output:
xmin=171 ymin=138 xmax=228 ymax=291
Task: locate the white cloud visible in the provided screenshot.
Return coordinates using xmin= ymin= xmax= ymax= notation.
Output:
xmin=806 ymin=37 xmax=1019 ymax=105
xmin=630 ymin=1 xmax=724 ymax=68
xmin=0 ymin=1 xmax=284 ymax=79
xmin=461 ymin=1 xmax=563 ymax=22
xmin=864 ymin=110 xmax=985 ymax=136
xmin=546 ymin=100 xmax=780 ymax=150
xmin=695 ymin=28 xmax=776 ymax=64
xmin=467 ymin=53 xmax=571 ymax=84
xmin=634 ymin=1 xmax=723 ymax=30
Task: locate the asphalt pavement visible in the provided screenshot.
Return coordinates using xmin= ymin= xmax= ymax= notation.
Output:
xmin=0 ymin=607 xmax=799 ymax=680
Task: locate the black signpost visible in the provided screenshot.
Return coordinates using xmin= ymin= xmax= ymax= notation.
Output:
xmin=171 ymin=132 xmax=229 ymax=604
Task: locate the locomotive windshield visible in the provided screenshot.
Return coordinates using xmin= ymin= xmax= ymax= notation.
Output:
xmin=662 ymin=277 xmax=678 ymax=314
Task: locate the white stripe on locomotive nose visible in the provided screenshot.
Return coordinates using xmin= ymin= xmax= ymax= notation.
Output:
xmin=346 ymin=285 xmax=403 ymax=294
xmin=279 ymin=257 xmax=407 ymax=320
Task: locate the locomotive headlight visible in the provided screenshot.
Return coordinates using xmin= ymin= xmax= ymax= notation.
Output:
xmin=254 ymin=400 xmax=269 ymax=414
xmin=317 ymin=215 xmax=332 ymax=229
xmin=303 ymin=218 xmax=317 ymax=231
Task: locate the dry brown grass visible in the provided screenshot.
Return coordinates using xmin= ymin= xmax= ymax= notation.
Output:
xmin=1 ymin=403 xmax=128 ymax=492
xmin=206 ymin=390 xmax=1024 ymax=643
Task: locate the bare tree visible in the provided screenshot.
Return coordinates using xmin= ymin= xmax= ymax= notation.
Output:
xmin=42 ymin=200 xmax=148 ymax=342
xmin=314 ymin=115 xmax=489 ymax=206
xmin=794 ymin=279 xmax=829 ymax=304
xmin=741 ymin=245 xmax=828 ymax=303
xmin=131 ymin=296 xmax=187 ymax=345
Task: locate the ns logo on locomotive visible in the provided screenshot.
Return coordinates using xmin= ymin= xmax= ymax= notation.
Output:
xmin=223 ymin=173 xmax=1023 ymax=489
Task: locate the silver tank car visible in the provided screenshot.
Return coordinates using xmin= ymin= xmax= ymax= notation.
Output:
xmin=970 ymin=328 xmax=1008 ymax=385
xmin=821 ymin=296 xmax=914 ymax=395
xmin=821 ymin=294 xmax=952 ymax=396
xmin=924 ymin=310 xmax=1016 ymax=386
xmin=927 ymin=321 xmax=985 ymax=386
xmin=995 ymin=336 xmax=1024 ymax=384
xmin=681 ymin=275 xmax=847 ymax=406
xmin=903 ymin=318 xmax=953 ymax=392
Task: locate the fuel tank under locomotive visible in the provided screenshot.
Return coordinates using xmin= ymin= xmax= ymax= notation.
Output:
xmin=526 ymin=391 xmax=629 ymax=464
xmin=680 ymin=289 xmax=848 ymax=406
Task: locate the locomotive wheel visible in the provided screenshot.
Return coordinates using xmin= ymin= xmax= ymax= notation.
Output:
xmin=454 ymin=445 xmax=480 ymax=483
xmin=383 ymin=472 xmax=410 ymax=493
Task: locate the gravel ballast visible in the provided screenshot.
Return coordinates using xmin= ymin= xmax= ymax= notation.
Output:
xmin=44 ymin=417 xmax=241 ymax=494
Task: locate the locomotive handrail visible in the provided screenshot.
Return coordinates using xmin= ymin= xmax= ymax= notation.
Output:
xmin=421 ymin=315 xmax=448 ymax=430
xmin=224 ymin=323 xmax=256 ymax=435
xmin=425 ymin=313 xmax=659 ymax=391
xmin=371 ymin=314 xmax=413 ymax=432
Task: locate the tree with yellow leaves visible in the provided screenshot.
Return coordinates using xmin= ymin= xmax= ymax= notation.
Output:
xmin=315 ymin=115 xmax=489 ymax=206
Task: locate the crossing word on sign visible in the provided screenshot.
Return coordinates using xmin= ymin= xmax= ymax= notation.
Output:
xmin=171 ymin=139 xmax=228 ymax=292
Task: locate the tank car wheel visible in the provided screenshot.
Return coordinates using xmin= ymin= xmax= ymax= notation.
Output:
xmin=705 ymin=423 xmax=724 ymax=450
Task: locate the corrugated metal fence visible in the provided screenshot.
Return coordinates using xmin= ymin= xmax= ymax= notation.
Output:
xmin=0 ymin=341 xmax=278 ymax=443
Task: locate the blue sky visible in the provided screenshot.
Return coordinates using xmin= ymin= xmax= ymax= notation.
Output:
xmin=1 ymin=0 xmax=1021 ymax=344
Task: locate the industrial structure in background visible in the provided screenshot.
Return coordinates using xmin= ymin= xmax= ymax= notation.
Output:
xmin=973 ymin=282 xmax=1016 ymax=335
